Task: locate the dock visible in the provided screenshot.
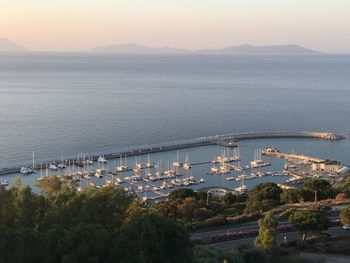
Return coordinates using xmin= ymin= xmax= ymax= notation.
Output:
xmin=263 ymin=151 xmax=325 ymax=163
xmin=0 ymin=131 xmax=344 ymax=176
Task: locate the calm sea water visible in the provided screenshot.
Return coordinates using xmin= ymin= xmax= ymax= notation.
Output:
xmin=0 ymin=53 xmax=349 ymax=167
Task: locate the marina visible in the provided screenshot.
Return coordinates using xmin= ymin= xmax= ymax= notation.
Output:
xmin=0 ymin=131 xmax=343 ymax=175
xmin=0 ymin=131 xmax=347 ymax=199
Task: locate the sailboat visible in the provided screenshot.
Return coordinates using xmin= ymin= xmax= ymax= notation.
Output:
xmin=21 ymin=151 xmax=37 ymax=175
xmin=98 ymin=155 xmax=108 ymax=163
xmin=234 ymin=174 xmax=247 ymax=194
xmin=172 ymin=150 xmax=182 ymax=168
xmin=57 ymin=151 xmax=66 ymax=169
xmin=210 ymin=156 xmax=219 ymax=173
xmin=182 ymin=153 xmax=191 ymax=170
xmin=146 ymin=154 xmax=152 ymax=168
xmin=116 ymin=155 xmax=128 ymax=172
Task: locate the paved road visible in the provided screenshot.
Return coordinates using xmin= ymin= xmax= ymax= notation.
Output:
xmin=191 ymin=216 xmax=339 ymax=240
xmin=211 ymin=226 xmax=349 ymax=250
xmin=191 ymin=221 xmax=264 ymax=239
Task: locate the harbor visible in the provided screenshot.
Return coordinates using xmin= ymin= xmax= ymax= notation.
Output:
xmin=0 ymin=131 xmax=347 ymax=199
xmin=0 ymin=131 xmax=343 ymax=175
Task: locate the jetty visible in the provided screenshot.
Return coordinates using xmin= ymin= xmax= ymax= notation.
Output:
xmin=0 ymin=131 xmax=344 ymax=176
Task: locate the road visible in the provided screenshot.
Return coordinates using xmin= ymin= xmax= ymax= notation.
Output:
xmin=191 ymin=221 xmax=261 ymax=240
xmin=211 ymin=226 xmax=350 ymax=249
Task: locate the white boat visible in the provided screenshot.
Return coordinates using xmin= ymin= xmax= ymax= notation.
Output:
xmin=173 ymin=151 xmax=182 ymax=167
xmin=20 ymin=167 xmax=33 ymax=175
xmin=226 ymin=176 xmax=235 ymax=181
xmin=98 ymin=155 xmax=107 ymax=163
xmin=234 ymin=174 xmax=248 ymax=194
xmin=182 ymin=153 xmax=191 ymax=170
xmin=49 ymin=163 xmax=58 ymax=170
xmin=95 ymin=171 xmax=103 ymax=178
xmin=211 ymin=165 xmax=219 ymax=173
xmin=146 ymin=154 xmax=152 ymax=168
xmin=0 ymin=179 xmax=9 ymax=186
xmin=86 ymin=157 xmax=94 ymax=165
xmin=57 ymin=151 xmax=66 ymax=169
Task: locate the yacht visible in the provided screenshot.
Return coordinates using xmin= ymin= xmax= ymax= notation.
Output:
xmin=49 ymin=163 xmax=58 ymax=170
xmin=98 ymin=155 xmax=107 ymax=163
xmin=182 ymin=153 xmax=191 ymax=170
xmin=173 ymin=151 xmax=182 ymax=168
xmin=0 ymin=179 xmax=9 ymax=186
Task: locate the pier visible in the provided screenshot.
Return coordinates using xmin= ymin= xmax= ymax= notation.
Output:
xmin=263 ymin=151 xmax=325 ymax=163
xmin=0 ymin=131 xmax=344 ymax=176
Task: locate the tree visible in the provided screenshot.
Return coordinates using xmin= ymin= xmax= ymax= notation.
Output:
xmin=168 ymin=188 xmax=198 ymax=202
xmin=280 ymin=189 xmax=300 ymax=204
xmin=303 ymin=179 xmax=332 ymax=203
xmin=339 ymin=207 xmax=350 ymax=226
xmin=36 ymin=176 xmax=71 ymax=203
xmin=255 ymin=211 xmax=278 ymax=249
xmin=115 ymin=213 xmax=192 ymax=263
xmin=177 ymin=197 xmax=198 ymax=224
xmin=245 ymin=183 xmax=282 ymax=213
xmin=289 ymin=210 xmax=330 ymax=241
xmin=193 ymin=245 xmax=240 ymax=263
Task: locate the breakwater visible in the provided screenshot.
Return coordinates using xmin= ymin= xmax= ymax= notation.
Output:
xmin=0 ymin=131 xmax=345 ymax=175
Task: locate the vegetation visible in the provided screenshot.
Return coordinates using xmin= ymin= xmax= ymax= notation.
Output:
xmin=254 ymin=212 xmax=278 ymax=249
xmin=0 ymin=176 xmax=347 ymax=262
xmin=303 ymin=179 xmax=334 ymax=203
xmin=289 ymin=210 xmax=330 ymax=241
xmin=339 ymin=206 xmax=350 ymax=226
xmin=245 ymin=183 xmax=282 ymax=213
xmin=0 ymin=178 xmax=190 ymax=263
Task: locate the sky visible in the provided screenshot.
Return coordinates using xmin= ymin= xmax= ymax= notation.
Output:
xmin=1 ymin=0 xmax=350 ymax=52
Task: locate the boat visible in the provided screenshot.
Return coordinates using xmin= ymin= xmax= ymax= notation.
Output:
xmin=49 ymin=163 xmax=58 ymax=170
xmin=250 ymin=149 xmax=270 ymax=168
xmin=98 ymin=155 xmax=107 ymax=163
xmin=21 ymin=151 xmax=37 ymax=175
xmin=234 ymin=174 xmax=248 ymax=194
xmin=182 ymin=153 xmax=191 ymax=170
xmin=116 ymin=155 xmax=128 ymax=172
xmin=146 ymin=154 xmax=152 ymax=168
xmin=173 ymin=151 xmax=182 ymax=168
xmin=211 ymin=165 xmax=219 ymax=174
xmin=226 ymin=176 xmax=235 ymax=181
xmin=0 ymin=179 xmax=9 ymax=186
xmin=57 ymin=151 xmax=66 ymax=169
xmin=86 ymin=157 xmax=94 ymax=165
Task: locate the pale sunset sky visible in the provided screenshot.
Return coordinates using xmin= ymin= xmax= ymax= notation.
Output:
xmin=1 ymin=0 xmax=349 ymax=52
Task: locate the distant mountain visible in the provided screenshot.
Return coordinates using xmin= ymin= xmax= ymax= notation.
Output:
xmin=197 ymin=44 xmax=321 ymax=55
xmin=0 ymin=37 xmax=27 ymax=52
xmin=90 ymin=43 xmax=191 ymax=54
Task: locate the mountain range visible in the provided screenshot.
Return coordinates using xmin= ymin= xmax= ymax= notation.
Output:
xmin=0 ymin=37 xmax=27 ymax=52
xmin=0 ymin=37 xmax=322 ymax=54
xmin=90 ymin=43 xmax=321 ymax=54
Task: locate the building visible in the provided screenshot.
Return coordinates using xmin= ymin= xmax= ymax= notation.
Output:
xmin=311 ymin=160 xmax=342 ymax=173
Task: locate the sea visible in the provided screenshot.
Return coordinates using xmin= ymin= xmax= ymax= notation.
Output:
xmin=0 ymin=53 xmax=349 ymax=192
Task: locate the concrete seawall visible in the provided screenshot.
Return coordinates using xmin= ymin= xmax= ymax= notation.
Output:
xmin=0 ymin=131 xmax=345 ymax=175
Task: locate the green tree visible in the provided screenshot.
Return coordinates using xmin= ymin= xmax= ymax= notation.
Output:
xmin=254 ymin=211 xmax=278 ymax=249
xmin=339 ymin=207 xmax=350 ymax=226
xmin=115 ymin=213 xmax=192 ymax=263
xmin=280 ymin=189 xmax=301 ymax=204
xmin=193 ymin=245 xmax=241 ymax=263
xmin=36 ymin=176 xmax=69 ymax=202
xmin=303 ymin=179 xmax=332 ymax=203
xmin=178 ymin=197 xmax=198 ymax=224
xmin=245 ymin=183 xmax=282 ymax=213
xmin=289 ymin=210 xmax=330 ymax=241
